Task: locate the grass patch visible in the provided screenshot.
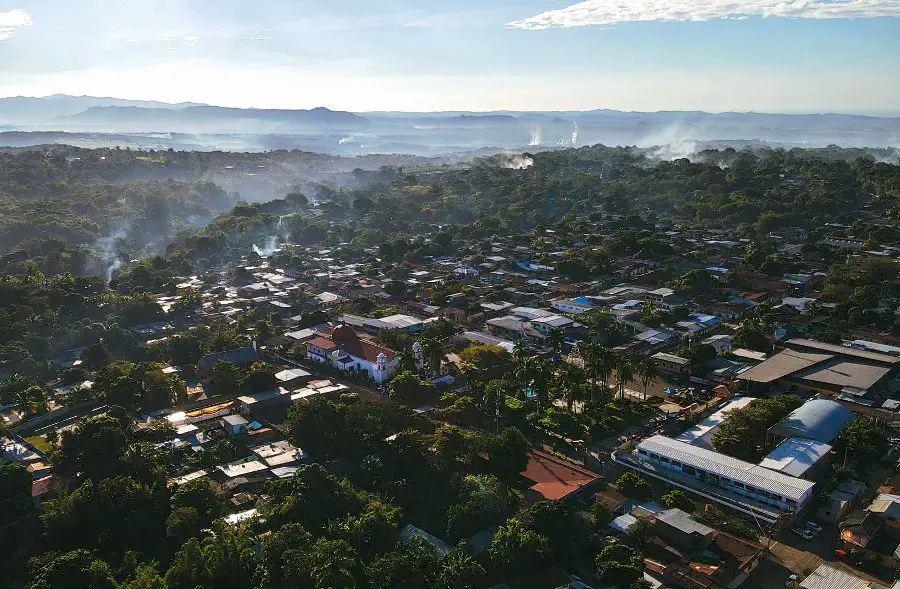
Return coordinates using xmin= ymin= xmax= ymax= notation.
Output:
xmin=25 ymin=435 xmax=52 ymax=453
xmin=533 ymin=400 xmax=662 ymax=442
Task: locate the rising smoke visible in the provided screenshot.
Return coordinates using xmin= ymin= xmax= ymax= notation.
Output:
xmin=499 ymin=155 xmax=534 ymax=170
xmin=638 ymin=123 xmax=702 ymax=162
xmin=95 ymin=227 xmax=129 ymax=283
xmin=253 ymin=235 xmax=279 ymax=257
xmin=529 ymin=126 xmax=543 ymax=147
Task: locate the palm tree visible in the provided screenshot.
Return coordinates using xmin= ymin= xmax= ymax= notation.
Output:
xmin=422 ymin=338 xmax=446 ymax=377
xmin=562 ymin=364 xmax=586 ymax=412
xmin=436 ymin=548 xmax=484 ymax=589
xmin=0 ymin=373 xmax=31 ymax=405
xmin=637 ymin=357 xmax=659 ymax=401
xmin=396 ymin=348 xmax=418 ymax=374
xmin=513 ymin=340 xmax=531 ymax=364
xmin=312 ymin=558 xmax=357 ymax=589
xmin=545 ymin=327 xmax=565 ymax=362
xmin=514 ymin=354 xmax=536 ymax=402
xmin=531 ymin=359 xmax=553 ymax=414
xmin=13 ymin=385 xmax=44 ymax=416
xmin=580 ymin=343 xmax=599 ymax=403
xmin=614 ymin=352 xmax=634 ymax=401
xmin=584 ymin=344 xmax=614 ymax=404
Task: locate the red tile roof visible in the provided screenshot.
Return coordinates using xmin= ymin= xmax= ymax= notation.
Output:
xmin=307 ymin=337 xmax=338 ymax=351
xmin=339 ymin=338 xmax=397 ymax=363
xmin=308 ymin=326 xmax=397 ymax=364
xmin=521 ymin=450 xmax=600 ymax=501
xmin=32 ymin=475 xmax=54 ymax=498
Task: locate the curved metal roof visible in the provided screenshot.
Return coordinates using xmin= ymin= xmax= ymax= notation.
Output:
xmin=768 ymin=399 xmax=854 ymax=444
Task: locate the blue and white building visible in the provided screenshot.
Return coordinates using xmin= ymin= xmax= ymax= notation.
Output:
xmin=616 ymin=434 xmax=816 ymax=523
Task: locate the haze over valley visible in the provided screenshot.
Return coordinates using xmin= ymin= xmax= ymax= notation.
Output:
xmin=1 ymin=94 xmax=899 ymax=156
xmin=3 ymin=3 xmax=900 ymax=589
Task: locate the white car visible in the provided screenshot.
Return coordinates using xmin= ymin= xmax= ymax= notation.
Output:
xmin=791 ymin=527 xmax=814 ymax=541
xmin=785 ymin=574 xmax=799 ymax=587
xmin=805 ymin=522 xmax=823 ymax=534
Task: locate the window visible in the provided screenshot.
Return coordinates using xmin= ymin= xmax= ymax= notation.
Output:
xmin=638 ymin=449 xmax=649 ymax=456
xmin=683 ymin=465 xmax=696 ymax=476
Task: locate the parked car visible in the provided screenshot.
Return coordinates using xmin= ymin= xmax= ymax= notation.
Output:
xmin=785 ymin=574 xmax=799 ymax=587
xmin=805 ymin=522 xmax=823 ymax=534
xmin=791 ymin=527 xmax=814 ymax=541
xmin=834 ymin=549 xmax=849 ymax=561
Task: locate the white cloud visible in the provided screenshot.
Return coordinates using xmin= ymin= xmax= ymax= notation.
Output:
xmin=508 ymin=0 xmax=900 ymax=30
xmin=0 ymin=9 xmax=32 ymax=41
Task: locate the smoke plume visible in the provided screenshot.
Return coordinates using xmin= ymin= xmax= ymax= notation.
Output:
xmin=253 ymin=235 xmax=278 ymax=257
xmin=501 ymin=155 xmax=534 ymax=170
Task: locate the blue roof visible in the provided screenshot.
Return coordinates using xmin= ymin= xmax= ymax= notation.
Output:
xmin=768 ymin=399 xmax=854 ymax=444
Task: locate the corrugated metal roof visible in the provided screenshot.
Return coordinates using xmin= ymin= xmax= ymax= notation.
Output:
xmin=610 ymin=513 xmax=638 ymax=533
xmin=788 ymin=339 xmax=900 ymax=365
xmin=677 ymin=397 xmax=757 ymax=447
xmin=737 ymin=349 xmax=832 ymax=384
xmin=637 ymin=435 xmax=815 ymax=501
xmin=799 ymin=564 xmax=871 ymax=589
xmin=398 ymin=524 xmax=450 ymax=556
xmin=768 ymin=399 xmax=855 ymax=444
xmin=759 ymin=437 xmax=832 ymax=478
xmin=866 ymin=494 xmax=900 ymax=520
xmin=656 ymin=508 xmax=715 ymax=537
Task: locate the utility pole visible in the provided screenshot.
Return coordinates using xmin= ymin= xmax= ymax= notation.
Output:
xmin=495 ymin=380 xmax=501 ymax=435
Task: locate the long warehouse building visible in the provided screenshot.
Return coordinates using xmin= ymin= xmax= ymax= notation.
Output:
xmin=616 ymin=435 xmax=816 ymax=523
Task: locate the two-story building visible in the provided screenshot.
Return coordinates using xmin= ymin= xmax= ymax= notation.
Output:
xmin=618 ymin=435 xmax=816 ymax=523
xmin=306 ymin=324 xmax=399 ymax=385
xmin=651 ymin=352 xmax=691 ymax=378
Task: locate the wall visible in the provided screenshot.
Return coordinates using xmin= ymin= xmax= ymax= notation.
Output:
xmin=635 ymin=447 xmax=809 ymax=513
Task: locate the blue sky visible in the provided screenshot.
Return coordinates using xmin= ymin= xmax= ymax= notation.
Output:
xmin=0 ymin=0 xmax=898 ymax=113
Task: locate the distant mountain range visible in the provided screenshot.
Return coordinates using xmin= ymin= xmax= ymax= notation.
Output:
xmin=0 ymin=94 xmax=205 ymax=124
xmin=58 ymin=105 xmax=367 ymax=131
xmin=0 ymin=94 xmax=898 ymax=155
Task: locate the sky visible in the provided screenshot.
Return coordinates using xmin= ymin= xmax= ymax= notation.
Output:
xmin=0 ymin=0 xmax=899 ymax=113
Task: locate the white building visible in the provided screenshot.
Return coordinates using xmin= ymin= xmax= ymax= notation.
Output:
xmin=315 ymin=291 xmax=347 ymax=308
xmin=551 ymin=298 xmax=597 ymax=314
xmin=619 ymin=435 xmax=816 ymax=522
xmin=758 ymin=437 xmax=832 ymax=479
xmin=306 ymin=324 xmax=399 ymax=385
xmin=651 ymin=352 xmax=691 ymax=377
xmin=339 ymin=313 xmax=426 ymax=334
xmin=702 ymin=334 xmax=733 ymax=354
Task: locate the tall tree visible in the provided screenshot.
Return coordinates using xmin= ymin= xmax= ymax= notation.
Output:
xmin=544 ymin=328 xmax=565 ymax=361
xmin=422 ymin=338 xmax=446 ymax=376
xmin=614 ymin=351 xmax=635 ymax=401
xmin=583 ymin=343 xmax=614 ymax=404
xmin=637 ymin=356 xmax=658 ymax=401
xmin=561 ymin=363 xmax=586 ymax=412
xmin=0 ymin=463 xmax=33 ymax=525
